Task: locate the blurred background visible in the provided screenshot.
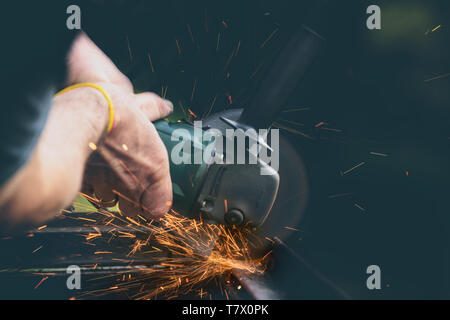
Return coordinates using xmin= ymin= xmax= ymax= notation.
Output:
xmin=2 ymin=0 xmax=450 ymax=299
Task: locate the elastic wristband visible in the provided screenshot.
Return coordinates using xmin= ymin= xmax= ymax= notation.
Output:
xmin=55 ymin=83 xmax=115 ymax=139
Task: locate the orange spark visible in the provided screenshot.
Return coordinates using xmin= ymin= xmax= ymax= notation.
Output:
xmin=188 ymin=109 xmax=198 ymax=118
xmin=34 ymin=276 xmax=48 ymax=290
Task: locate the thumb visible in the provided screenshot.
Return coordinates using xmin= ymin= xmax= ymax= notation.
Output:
xmin=136 ymin=92 xmax=173 ymax=121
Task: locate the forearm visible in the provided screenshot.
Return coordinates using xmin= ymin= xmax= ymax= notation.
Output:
xmin=0 ymin=87 xmax=108 ymax=229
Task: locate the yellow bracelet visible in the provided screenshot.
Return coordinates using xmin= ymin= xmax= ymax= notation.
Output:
xmin=55 ymin=83 xmax=115 ymax=139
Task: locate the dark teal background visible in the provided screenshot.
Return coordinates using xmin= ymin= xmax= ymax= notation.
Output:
xmin=1 ymin=0 xmax=450 ymax=299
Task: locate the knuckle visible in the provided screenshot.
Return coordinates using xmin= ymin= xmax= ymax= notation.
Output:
xmin=150 ymin=206 xmax=168 ymax=219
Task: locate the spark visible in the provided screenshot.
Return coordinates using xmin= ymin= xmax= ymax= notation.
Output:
xmin=37 ymin=225 xmax=47 ymax=231
xmin=162 ymin=85 xmax=168 ymax=99
xmin=249 ymin=62 xmax=264 ymax=79
xmin=273 ymin=122 xmax=313 ymax=139
xmin=370 ymin=152 xmax=388 ymax=157
xmin=94 ymin=251 xmax=113 ymax=255
xmin=188 ymin=109 xmax=197 ymax=118
xmin=282 ymin=107 xmax=310 ymax=113
xmin=126 ymin=36 xmax=133 ymax=62
xmin=111 ymin=189 xmax=151 ymax=214
xmin=178 ymin=101 xmax=188 ymax=119
xmin=88 ymin=142 xmax=97 ymax=151
xmin=224 ymin=49 xmax=235 ymax=72
xmin=77 ymin=217 xmax=97 ymax=223
xmin=118 ymin=231 xmax=136 ymax=238
xmin=234 ymin=40 xmax=241 ymax=57
xmin=175 ymin=38 xmax=182 ymax=55
xmin=203 ymin=94 xmax=218 ymax=119
xmin=126 ymin=216 xmax=141 ymax=226
xmin=227 ymin=93 xmax=233 ymax=105
xmin=315 ymin=121 xmax=326 ymax=128
xmin=320 ymin=127 xmax=343 ymax=133
xmin=328 ymin=192 xmax=353 ymax=199
xmin=424 ymin=72 xmax=450 ymax=82
xmin=86 ymin=233 xmax=102 ymax=241
xmin=34 ymin=276 xmax=48 ymax=290
xmin=278 ymin=119 xmax=304 ymax=127
xmin=204 ymin=9 xmax=209 ymax=32
xmin=76 ymin=208 xmax=269 ymax=300
xmin=260 ymin=28 xmax=279 ymax=49
xmin=147 ymin=53 xmax=155 ymax=73
xmin=264 ymin=237 xmax=274 ymax=244
xmin=216 ymin=32 xmax=221 ymax=52
xmin=341 ymin=162 xmax=366 ymax=176
xmin=191 ymin=78 xmax=198 ymax=101
xmin=186 ymin=24 xmax=195 ymax=43
xmin=32 ymin=245 xmax=43 ymax=254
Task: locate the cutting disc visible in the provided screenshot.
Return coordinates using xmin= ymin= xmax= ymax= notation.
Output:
xmin=258 ymin=134 xmax=309 ymax=240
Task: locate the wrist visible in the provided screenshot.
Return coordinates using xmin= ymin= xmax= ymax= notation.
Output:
xmin=53 ymin=86 xmax=110 ymax=146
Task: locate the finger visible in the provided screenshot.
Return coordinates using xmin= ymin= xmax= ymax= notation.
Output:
xmin=135 ymin=92 xmax=173 ymax=121
xmin=93 ymin=185 xmax=117 ymax=208
xmin=138 ymin=142 xmax=173 ymax=219
xmin=93 ymin=188 xmax=116 ymax=203
xmin=118 ymin=196 xmax=140 ymax=217
xmin=81 ymin=182 xmax=94 ymax=196
xmin=90 ymin=168 xmax=117 ymax=203
xmin=140 ymin=173 xmax=173 ymax=219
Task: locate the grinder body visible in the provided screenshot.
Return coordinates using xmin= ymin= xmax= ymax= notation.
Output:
xmin=154 ymin=119 xmax=210 ymax=217
xmin=154 ymin=111 xmax=280 ymax=227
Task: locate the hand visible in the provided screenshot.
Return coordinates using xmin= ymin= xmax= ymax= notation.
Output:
xmin=82 ymin=83 xmax=174 ymax=218
xmin=67 ymin=33 xmax=173 ymax=218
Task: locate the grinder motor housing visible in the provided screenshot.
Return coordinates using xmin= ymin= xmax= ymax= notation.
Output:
xmin=154 ymin=108 xmax=279 ymax=227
